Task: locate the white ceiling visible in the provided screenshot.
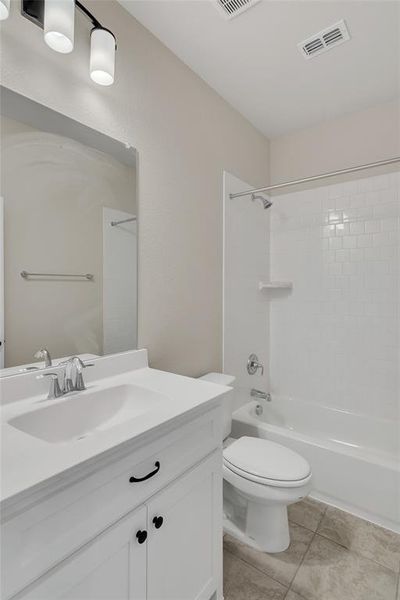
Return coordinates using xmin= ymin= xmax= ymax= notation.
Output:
xmin=118 ymin=0 xmax=400 ymax=139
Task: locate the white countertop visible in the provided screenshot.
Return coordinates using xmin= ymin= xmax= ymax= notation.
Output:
xmin=0 ymin=351 xmax=229 ymax=507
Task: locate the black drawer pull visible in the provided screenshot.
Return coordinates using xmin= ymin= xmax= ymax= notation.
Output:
xmin=129 ymin=461 xmax=160 ymax=483
xmin=152 ymin=516 xmax=164 ymax=529
xmin=136 ymin=530 xmax=147 ymax=544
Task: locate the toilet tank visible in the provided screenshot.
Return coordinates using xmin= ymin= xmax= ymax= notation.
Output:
xmin=198 ymin=372 xmax=236 ymax=439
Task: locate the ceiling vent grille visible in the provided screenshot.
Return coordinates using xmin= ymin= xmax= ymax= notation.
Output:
xmin=298 ymin=20 xmax=350 ymax=59
xmin=215 ymin=0 xmax=261 ymax=20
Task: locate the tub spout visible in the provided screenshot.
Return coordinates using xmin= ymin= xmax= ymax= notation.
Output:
xmin=251 ymin=389 xmax=271 ymax=401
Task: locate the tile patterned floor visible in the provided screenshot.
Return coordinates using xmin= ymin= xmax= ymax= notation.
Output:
xmin=223 ymin=498 xmax=400 ymax=600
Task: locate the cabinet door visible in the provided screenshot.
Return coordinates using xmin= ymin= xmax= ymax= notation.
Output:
xmin=15 ymin=506 xmax=147 ymax=600
xmin=146 ymin=451 xmax=222 ymax=600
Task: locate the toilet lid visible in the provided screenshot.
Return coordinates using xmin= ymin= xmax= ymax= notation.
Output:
xmin=223 ymin=436 xmax=311 ymax=483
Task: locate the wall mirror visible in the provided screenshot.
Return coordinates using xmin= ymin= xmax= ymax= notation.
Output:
xmin=0 ymin=86 xmax=138 ymax=376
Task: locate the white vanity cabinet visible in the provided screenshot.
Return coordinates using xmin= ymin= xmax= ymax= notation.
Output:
xmin=146 ymin=452 xmax=221 ymax=600
xmin=2 ymin=406 xmax=223 ymax=600
xmin=14 ymin=505 xmax=148 ymax=600
xmin=13 ymin=452 xmax=221 ymax=600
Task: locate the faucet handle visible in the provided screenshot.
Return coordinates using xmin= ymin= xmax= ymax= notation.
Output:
xmin=247 ymin=353 xmax=264 ymax=376
xmin=75 ymin=362 xmax=94 ymax=391
xmin=37 ymin=372 xmax=63 ymax=399
xmin=70 ymin=358 xmax=94 ymax=391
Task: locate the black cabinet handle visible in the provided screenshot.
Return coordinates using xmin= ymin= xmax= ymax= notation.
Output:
xmin=136 ymin=530 xmax=147 ymax=544
xmin=129 ymin=461 xmax=160 ymax=483
xmin=152 ymin=516 xmax=164 ymax=529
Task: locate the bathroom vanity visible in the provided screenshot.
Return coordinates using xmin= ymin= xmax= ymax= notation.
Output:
xmin=0 ymin=87 xmax=227 ymax=600
xmin=0 ymin=350 xmax=228 ymax=600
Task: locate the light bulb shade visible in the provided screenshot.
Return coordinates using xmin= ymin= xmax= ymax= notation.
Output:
xmin=0 ymin=0 xmax=10 ymax=20
xmin=90 ymin=27 xmax=115 ymax=86
xmin=44 ymin=0 xmax=75 ymax=54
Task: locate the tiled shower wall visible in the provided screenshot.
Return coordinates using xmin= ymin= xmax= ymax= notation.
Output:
xmin=270 ymin=172 xmax=399 ymax=422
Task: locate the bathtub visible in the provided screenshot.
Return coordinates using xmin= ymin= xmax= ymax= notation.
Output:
xmin=231 ymin=394 xmax=400 ymax=533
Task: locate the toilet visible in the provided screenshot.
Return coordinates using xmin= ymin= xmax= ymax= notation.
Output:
xmin=199 ymin=373 xmax=312 ymax=553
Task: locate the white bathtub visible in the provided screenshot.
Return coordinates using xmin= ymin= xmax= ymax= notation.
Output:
xmin=231 ymin=394 xmax=400 ymax=533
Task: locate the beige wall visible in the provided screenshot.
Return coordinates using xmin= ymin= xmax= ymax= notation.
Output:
xmin=7 ymin=1 xmax=395 ymax=375
xmin=1 ymin=115 xmax=135 ymax=367
xmin=0 ymin=0 xmax=270 ymax=376
xmin=270 ymin=100 xmax=400 ymax=184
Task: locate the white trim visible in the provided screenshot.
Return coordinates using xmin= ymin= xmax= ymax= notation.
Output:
xmin=222 ymin=172 xmax=227 ymax=373
xmin=0 ymin=197 xmax=4 ymax=368
xmin=222 ymin=171 xmax=257 ymax=374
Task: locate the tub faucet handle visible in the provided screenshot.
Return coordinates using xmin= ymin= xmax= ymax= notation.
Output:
xmin=247 ymin=353 xmax=264 ymax=376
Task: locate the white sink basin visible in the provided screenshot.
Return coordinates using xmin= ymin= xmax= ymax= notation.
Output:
xmin=9 ymin=384 xmax=164 ymax=443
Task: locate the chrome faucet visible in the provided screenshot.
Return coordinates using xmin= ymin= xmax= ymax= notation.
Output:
xmin=59 ymin=356 xmax=94 ymax=393
xmin=37 ymin=357 xmax=94 ymax=399
xmin=251 ymin=388 xmax=271 ymax=401
xmin=34 ymin=347 xmax=52 ymax=367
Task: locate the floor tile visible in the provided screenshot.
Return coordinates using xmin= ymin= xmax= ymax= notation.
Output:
xmin=223 ymin=550 xmax=288 ymax=600
xmin=285 ymin=591 xmax=308 ymax=600
xmin=291 ymin=534 xmax=398 ymax=600
xmin=288 ymin=497 xmax=327 ymax=532
xmin=317 ymin=506 xmax=400 ymax=572
xmin=223 ymin=523 xmax=314 ymax=587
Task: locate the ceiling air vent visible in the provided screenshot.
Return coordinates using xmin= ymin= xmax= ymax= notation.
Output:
xmin=215 ymin=0 xmax=261 ymax=20
xmin=298 ymin=20 xmax=350 ymax=59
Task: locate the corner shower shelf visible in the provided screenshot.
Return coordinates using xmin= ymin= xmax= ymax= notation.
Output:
xmin=259 ymin=281 xmax=293 ymax=291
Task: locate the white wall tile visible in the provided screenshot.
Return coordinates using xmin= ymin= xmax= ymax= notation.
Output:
xmin=270 ymin=172 xmax=400 ymax=421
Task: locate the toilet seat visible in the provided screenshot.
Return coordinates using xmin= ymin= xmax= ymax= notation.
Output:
xmin=223 ymin=436 xmax=312 ymax=488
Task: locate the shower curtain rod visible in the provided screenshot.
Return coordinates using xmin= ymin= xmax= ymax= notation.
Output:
xmin=229 ymin=157 xmax=400 ymax=199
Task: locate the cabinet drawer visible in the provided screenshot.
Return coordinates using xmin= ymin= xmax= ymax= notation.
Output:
xmin=2 ymin=406 xmax=222 ymax=599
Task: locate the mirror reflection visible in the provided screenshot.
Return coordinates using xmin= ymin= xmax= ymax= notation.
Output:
xmin=0 ymin=88 xmax=137 ymax=376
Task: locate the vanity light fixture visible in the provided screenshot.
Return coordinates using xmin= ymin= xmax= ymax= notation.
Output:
xmin=0 ymin=0 xmax=10 ymax=20
xmin=90 ymin=26 xmax=116 ymax=86
xmin=44 ymin=0 xmax=75 ymax=53
xmin=20 ymin=0 xmax=117 ymax=85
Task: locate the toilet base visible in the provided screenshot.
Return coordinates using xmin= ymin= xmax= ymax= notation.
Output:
xmin=224 ymin=516 xmax=265 ymax=552
xmin=246 ymin=501 xmax=290 ymax=552
xmin=223 ymin=501 xmax=290 ymax=553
